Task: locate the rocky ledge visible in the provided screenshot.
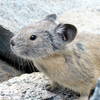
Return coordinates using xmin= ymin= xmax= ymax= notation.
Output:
xmin=0 ymin=72 xmax=80 ymax=100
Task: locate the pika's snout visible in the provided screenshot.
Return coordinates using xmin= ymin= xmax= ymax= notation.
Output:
xmin=10 ymin=39 xmax=15 ymax=47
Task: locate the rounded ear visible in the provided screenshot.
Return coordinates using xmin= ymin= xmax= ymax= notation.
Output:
xmin=45 ymin=14 xmax=57 ymax=22
xmin=55 ymin=24 xmax=77 ymax=43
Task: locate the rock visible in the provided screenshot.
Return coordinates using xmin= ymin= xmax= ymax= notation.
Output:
xmin=0 ymin=60 xmax=21 ymax=82
xmin=59 ymin=10 xmax=100 ymax=34
xmin=0 ymin=72 xmax=80 ymax=100
xmin=0 ymin=0 xmax=100 ymax=33
xmin=90 ymin=79 xmax=100 ymax=100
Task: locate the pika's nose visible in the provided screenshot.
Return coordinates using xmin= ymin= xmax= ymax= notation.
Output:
xmin=10 ymin=39 xmax=15 ymax=46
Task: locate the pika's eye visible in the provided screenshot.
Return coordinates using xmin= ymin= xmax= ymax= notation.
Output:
xmin=30 ymin=35 xmax=37 ymax=40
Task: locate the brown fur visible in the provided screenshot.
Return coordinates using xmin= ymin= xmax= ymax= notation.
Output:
xmin=34 ymin=33 xmax=100 ymax=100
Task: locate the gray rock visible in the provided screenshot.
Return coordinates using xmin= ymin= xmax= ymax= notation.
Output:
xmin=0 ymin=60 xmax=21 ymax=82
xmin=0 ymin=0 xmax=100 ymax=33
xmin=59 ymin=11 xmax=100 ymax=34
xmin=91 ymin=79 xmax=100 ymax=100
xmin=0 ymin=72 xmax=80 ymax=100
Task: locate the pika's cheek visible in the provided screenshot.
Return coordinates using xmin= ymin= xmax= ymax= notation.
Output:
xmin=30 ymin=37 xmax=43 ymax=45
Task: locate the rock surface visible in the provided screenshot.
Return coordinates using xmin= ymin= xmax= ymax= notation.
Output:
xmin=0 ymin=72 xmax=80 ymax=100
xmin=59 ymin=11 xmax=100 ymax=34
xmin=0 ymin=60 xmax=21 ymax=82
xmin=0 ymin=0 xmax=100 ymax=33
xmin=90 ymin=79 xmax=100 ymax=100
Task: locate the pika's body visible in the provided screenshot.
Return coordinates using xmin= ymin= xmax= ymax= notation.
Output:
xmin=34 ymin=33 xmax=100 ymax=95
xmin=10 ymin=14 xmax=100 ymax=100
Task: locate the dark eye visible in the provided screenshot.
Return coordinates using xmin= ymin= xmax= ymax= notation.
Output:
xmin=30 ymin=35 xmax=37 ymax=40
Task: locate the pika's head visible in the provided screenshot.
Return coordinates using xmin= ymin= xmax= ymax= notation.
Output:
xmin=10 ymin=14 xmax=77 ymax=59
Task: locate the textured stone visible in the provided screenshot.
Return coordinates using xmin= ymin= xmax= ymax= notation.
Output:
xmin=0 ymin=60 xmax=21 ymax=82
xmin=91 ymin=79 xmax=100 ymax=100
xmin=59 ymin=11 xmax=100 ymax=34
xmin=0 ymin=0 xmax=100 ymax=33
xmin=0 ymin=72 xmax=80 ymax=100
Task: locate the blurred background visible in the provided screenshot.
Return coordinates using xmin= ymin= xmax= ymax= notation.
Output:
xmin=0 ymin=0 xmax=100 ymax=32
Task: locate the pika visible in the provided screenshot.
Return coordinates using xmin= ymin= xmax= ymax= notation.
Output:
xmin=10 ymin=14 xmax=100 ymax=100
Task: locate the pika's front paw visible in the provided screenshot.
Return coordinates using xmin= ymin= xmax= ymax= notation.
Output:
xmin=45 ymin=83 xmax=61 ymax=92
xmin=45 ymin=84 xmax=56 ymax=92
